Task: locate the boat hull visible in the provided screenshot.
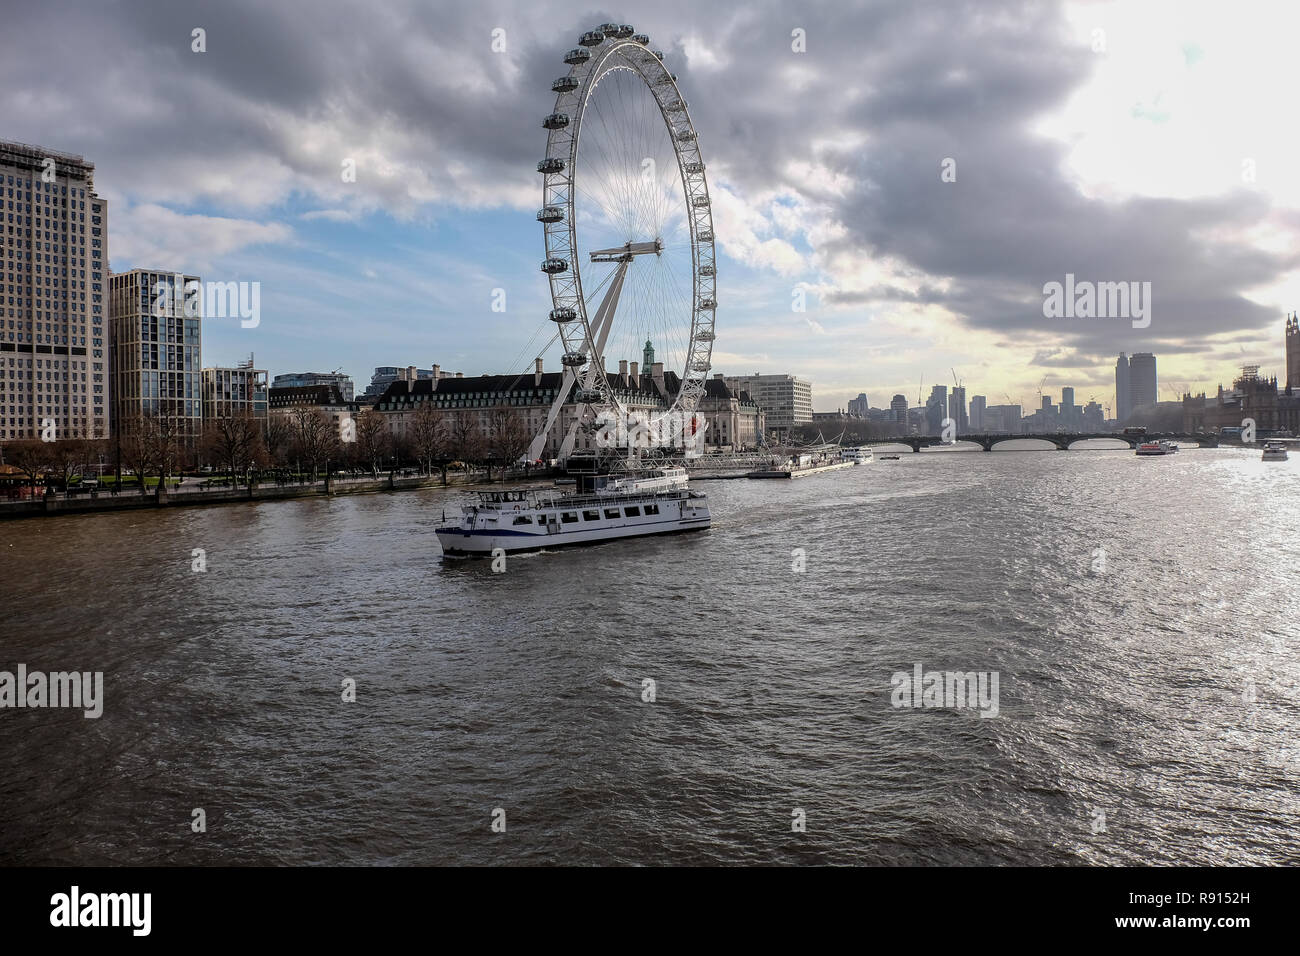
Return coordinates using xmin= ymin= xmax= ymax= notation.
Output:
xmin=437 ymin=512 xmax=710 ymax=556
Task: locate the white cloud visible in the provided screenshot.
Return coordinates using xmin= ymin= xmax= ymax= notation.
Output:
xmin=110 ymin=203 xmax=294 ymax=275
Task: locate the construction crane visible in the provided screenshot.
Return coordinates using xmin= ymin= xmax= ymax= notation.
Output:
xmin=951 ymin=367 xmax=963 ymax=390
xmin=1037 ymin=375 xmax=1048 ymax=406
xmin=918 ymin=375 xmax=924 ymax=408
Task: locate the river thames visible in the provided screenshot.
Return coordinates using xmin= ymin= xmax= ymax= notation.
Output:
xmin=2 ymin=444 xmax=1297 ymax=865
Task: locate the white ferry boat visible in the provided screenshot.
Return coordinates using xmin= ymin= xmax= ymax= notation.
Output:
xmin=435 ymin=466 xmax=711 ymax=557
xmin=840 ymin=446 xmax=874 ymax=464
xmin=1262 ymin=441 xmax=1289 ymax=461
xmin=1136 ymin=440 xmax=1178 ymax=456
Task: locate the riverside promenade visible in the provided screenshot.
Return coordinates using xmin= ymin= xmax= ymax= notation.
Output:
xmin=0 ymin=469 xmax=533 ymax=521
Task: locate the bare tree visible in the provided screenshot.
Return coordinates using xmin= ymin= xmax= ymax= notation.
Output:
xmin=141 ymin=412 xmax=184 ymax=495
xmin=264 ymin=414 xmax=294 ymax=468
xmin=4 ymin=439 xmax=49 ymax=495
xmin=290 ymin=407 xmax=339 ymax=481
xmin=354 ymin=408 xmax=390 ymax=476
xmin=203 ymin=412 xmax=265 ymax=485
xmin=447 ymin=410 xmax=482 ymax=474
xmin=487 ymin=405 xmax=531 ymax=480
xmin=46 ymin=438 xmax=92 ymax=491
xmin=410 ymin=402 xmax=447 ymax=479
xmin=118 ymin=427 xmax=152 ymax=496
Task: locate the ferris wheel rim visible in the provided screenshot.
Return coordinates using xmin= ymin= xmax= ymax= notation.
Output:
xmin=537 ymin=26 xmax=717 ymax=422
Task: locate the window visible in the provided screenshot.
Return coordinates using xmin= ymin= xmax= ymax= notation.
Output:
xmin=644 ymin=504 xmax=659 ymax=515
xmin=561 ymin=511 xmax=578 ymax=524
xmin=604 ymin=508 xmax=620 ymax=519
xmin=512 ymin=515 xmax=533 ymax=526
xmin=582 ymin=509 xmax=600 ymax=521
xmin=624 ymin=506 xmax=640 ymax=517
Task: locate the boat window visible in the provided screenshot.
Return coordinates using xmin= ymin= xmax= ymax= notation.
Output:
xmin=512 ymin=515 xmax=533 ymax=525
xmin=644 ymin=504 xmax=659 ymax=515
xmin=624 ymin=506 xmax=640 ymax=517
xmin=583 ymin=510 xmax=601 ymax=521
xmin=604 ymin=508 xmax=620 ymax=519
xmin=561 ymin=511 xmax=578 ymax=524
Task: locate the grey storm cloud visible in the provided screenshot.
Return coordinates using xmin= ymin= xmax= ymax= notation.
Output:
xmin=2 ymin=0 xmax=1290 ymax=361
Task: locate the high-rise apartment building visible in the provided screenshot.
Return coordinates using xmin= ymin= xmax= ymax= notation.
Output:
xmin=108 ymin=269 xmax=203 ymax=445
xmin=1129 ymin=352 xmax=1157 ymax=411
xmin=0 ymin=141 xmax=109 ymax=441
xmin=969 ymin=395 xmax=986 ymax=430
xmin=847 ymin=393 xmax=869 ymax=417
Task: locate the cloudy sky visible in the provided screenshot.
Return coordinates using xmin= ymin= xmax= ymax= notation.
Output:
xmin=7 ymin=0 xmax=1299 ymax=413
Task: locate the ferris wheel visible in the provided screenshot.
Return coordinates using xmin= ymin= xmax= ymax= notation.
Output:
xmin=530 ymin=23 xmax=716 ymax=461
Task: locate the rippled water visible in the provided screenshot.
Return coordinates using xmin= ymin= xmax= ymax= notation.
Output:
xmin=2 ymin=444 xmax=1298 ymax=865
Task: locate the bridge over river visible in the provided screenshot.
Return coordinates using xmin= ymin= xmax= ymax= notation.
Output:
xmin=862 ymin=432 xmax=1219 ymax=452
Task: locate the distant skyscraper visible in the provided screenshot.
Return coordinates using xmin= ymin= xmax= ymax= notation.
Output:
xmin=926 ymin=384 xmax=947 ymax=433
xmin=1 ymin=140 xmax=109 ymax=441
xmin=1129 ymin=353 xmax=1157 ymax=410
xmin=1115 ymin=353 xmax=1131 ymax=422
xmin=1287 ymin=313 xmax=1299 ymax=390
xmin=847 ymin=392 xmax=869 ymax=417
xmin=948 ymin=386 xmax=967 ymax=431
xmin=969 ymin=395 xmax=986 ymax=430
xmin=890 ymin=393 xmax=908 ymax=424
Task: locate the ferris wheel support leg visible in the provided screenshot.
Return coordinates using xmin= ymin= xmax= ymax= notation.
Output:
xmin=558 ymin=417 xmax=582 ymax=461
xmin=523 ymin=262 xmax=628 ymax=464
xmin=526 ymin=365 xmax=577 ymax=463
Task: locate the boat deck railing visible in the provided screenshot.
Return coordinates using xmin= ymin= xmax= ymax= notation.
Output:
xmin=472 ymin=486 xmax=694 ymax=512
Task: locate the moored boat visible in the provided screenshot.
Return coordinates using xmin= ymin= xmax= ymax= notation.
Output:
xmin=1262 ymin=441 xmax=1289 ymax=461
xmin=435 ymin=466 xmax=710 ymax=557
